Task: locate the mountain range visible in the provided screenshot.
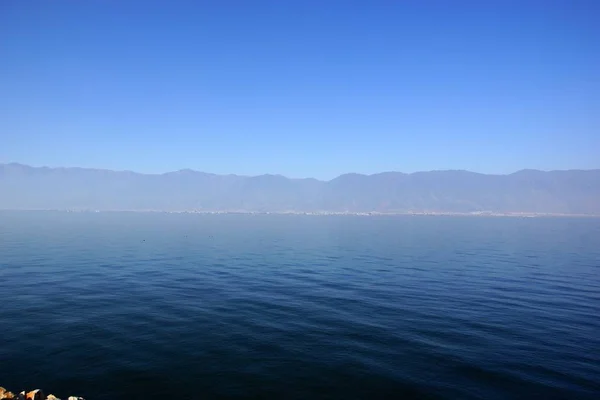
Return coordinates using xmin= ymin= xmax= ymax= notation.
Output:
xmin=1 ymin=163 xmax=599 ymax=214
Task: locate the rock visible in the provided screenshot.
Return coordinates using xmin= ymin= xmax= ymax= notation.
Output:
xmin=0 ymin=389 xmax=74 ymax=400
xmin=0 ymin=388 xmax=16 ymax=400
xmin=26 ymin=390 xmax=44 ymax=400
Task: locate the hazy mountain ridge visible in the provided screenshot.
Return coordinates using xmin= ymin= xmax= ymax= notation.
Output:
xmin=1 ymin=163 xmax=599 ymax=214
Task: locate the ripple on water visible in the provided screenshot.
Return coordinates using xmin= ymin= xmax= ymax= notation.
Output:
xmin=1 ymin=212 xmax=599 ymax=399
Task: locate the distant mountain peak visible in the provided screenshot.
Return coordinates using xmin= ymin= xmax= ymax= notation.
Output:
xmin=1 ymin=163 xmax=599 ymax=214
xmin=166 ymin=168 xmax=201 ymax=175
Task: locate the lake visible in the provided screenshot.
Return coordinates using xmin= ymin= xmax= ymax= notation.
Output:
xmin=1 ymin=212 xmax=599 ymax=399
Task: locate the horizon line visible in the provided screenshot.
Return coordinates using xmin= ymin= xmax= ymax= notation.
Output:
xmin=1 ymin=162 xmax=599 ymax=182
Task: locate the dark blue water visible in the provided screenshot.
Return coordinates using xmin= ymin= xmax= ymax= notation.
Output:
xmin=1 ymin=212 xmax=599 ymax=399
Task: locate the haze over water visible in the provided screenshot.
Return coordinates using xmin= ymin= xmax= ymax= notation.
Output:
xmin=1 ymin=211 xmax=599 ymax=399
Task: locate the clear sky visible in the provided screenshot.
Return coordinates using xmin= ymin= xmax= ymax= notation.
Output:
xmin=1 ymin=1 xmax=598 ymax=179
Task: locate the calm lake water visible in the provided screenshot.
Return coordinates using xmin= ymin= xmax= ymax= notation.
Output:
xmin=1 ymin=212 xmax=599 ymax=399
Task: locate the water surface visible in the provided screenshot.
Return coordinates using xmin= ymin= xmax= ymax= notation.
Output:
xmin=1 ymin=212 xmax=599 ymax=399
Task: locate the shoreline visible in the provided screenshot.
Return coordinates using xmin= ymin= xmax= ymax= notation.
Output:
xmin=1 ymin=209 xmax=599 ymax=218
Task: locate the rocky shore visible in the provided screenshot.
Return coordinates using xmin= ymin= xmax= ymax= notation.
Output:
xmin=0 ymin=388 xmax=83 ymax=400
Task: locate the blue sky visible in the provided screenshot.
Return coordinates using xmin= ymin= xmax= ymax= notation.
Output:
xmin=1 ymin=1 xmax=598 ymax=179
